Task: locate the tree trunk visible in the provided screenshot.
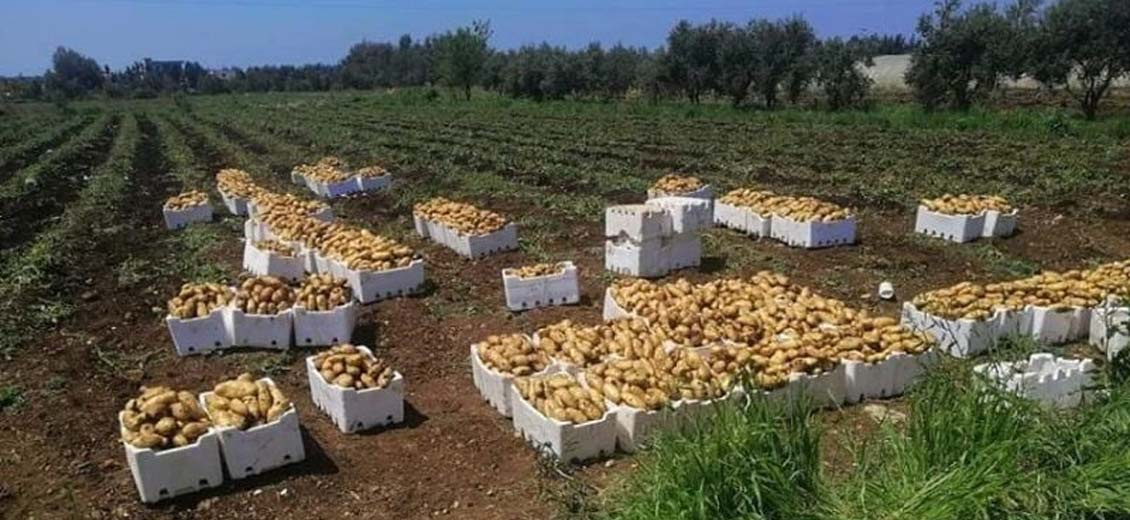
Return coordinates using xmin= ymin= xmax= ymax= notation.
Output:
xmin=464 ymin=84 xmax=471 ymax=101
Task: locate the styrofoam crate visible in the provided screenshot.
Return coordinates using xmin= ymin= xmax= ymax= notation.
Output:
xmin=243 ymin=218 xmax=270 ymax=242
xmin=198 ymin=379 xmax=305 ymax=480
xmin=511 ymin=391 xmax=617 ymax=463
xmin=313 ymin=250 xmax=336 ymax=275
xmin=647 ymin=184 xmax=713 ymax=201
xmin=1029 ymin=306 xmax=1084 ymax=344
xmin=322 ymin=178 xmax=361 ymax=198
xmin=306 ymin=347 xmax=405 ymax=433
xmin=163 ymin=204 xmax=213 ymax=230
xmin=242 ymin=241 xmax=305 ymax=282
xmin=219 ymin=190 xmax=249 ymax=216
xmin=602 ymin=288 xmax=636 ymax=321
xmin=469 ymin=342 xmax=548 ymax=417
xmin=1090 ymin=306 xmax=1130 ymax=360
xmin=645 ymin=196 xmax=713 ymax=234
xmin=788 ymin=364 xmax=847 ymax=408
xmin=445 ymin=223 xmax=520 ymax=259
xmin=713 ymin=202 xmax=771 ymax=237
xmin=974 ymin=353 xmax=1096 ymax=408
xmin=769 ymin=215 xmax=856 ymax=249
xmin=605 ymin=204 xmax=673 ymax=242
xmin=996 ymin=307 xmax=1033 ymax=337
xmin=227 ymin=308 xmax=293 ymax=349
xmin=293 ymin=302 xmax=358 ymax=347
xmin=413 ymin=215 xmax=430 ymax=238
xmin=502 ymin=262 xmax=580 ymax=311
xmin=901 ymin=302 xmax=1001 ymax=358
xmin=167 ymin=310 xmax=230 ymax=356
xmin=667 ymin=233 xmax=702 ymax=271
xmin=914 ymin=206 xmax=986 ymax=243
xmin=310 ymin=206 xmax=334 ymax=222
xmin=610 ymin=403 xmax=677 ymax=453
xmin=355 ymin=174 xmax=392 ymax=192
xmin=843 ymin=350 xmax=936 ymax=404
xmin=605 ymin=238 xmax=670 ymax=278
xmin=297 ymin=245 xmax=319 ymax=274
xmin=341 ymin=258 xmax=425 ymax=304
xmin=121 ymin=412 xmax=223 ymax=503
xmin=983 ymin=209 xmax=1018 ymax=238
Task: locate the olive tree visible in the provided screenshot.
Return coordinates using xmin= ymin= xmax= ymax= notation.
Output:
xmin=906 ymin=0 xmax=1012 ymax=110
xmin=433 ymin=20 xmax=492 ymax=100
xmin=815 ymin=38 xmax=874 ymax=110
xmin=1033 ymin=0 xmax=1130 ymax=119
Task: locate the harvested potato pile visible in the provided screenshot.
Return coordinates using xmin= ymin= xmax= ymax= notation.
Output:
xmin=216 ymin=168 xmax=263 ymax=199
xmin=164 ymin=190 xmax=209 ymax=210
xmin=120 ymin=386 xmax=211 ymax=450
xmin=167 ymin=282 xmax=233 ymax=319
xmin=254 ymin=239 xmax=296 ymax=257
xmin=513 ymin=373 xmax=607 ymax=423
xmin=586 ymin=359 xmax=675 ymax=411
xmin=477 ymin=334 xmax=548 ymax=376
xmin=601 ymin=318 xmax=667 ymax=360
xmin=762 ymin=195 xmax=852 ymax=222
xmin=509 ymin=263 xmax=565 ymax=279
xmin=719 ymin=188 xmax=776 ymax=210
xmin=413 ymin=197 xmax=508 ymax=236
xmin=297 ymin=162 xmax=351 ymax=183
xmin=536 ymin=320 xmax=609 ymax=367
xmin=921 ymin=194 xmax=1012 ymax=215
xmin=317 ymin=156 xmax=349 ymax=169
xmin=312 ymin=344 xmax=395 ymax=389
xmin=296 ymin=274 xmax=352 ymax=311
xmin=251 ymin=192 xmax=329 ymax=218
xmin=316 ymin=227 xmax=416 ymax=271
xmin=260 ymin=212 xmax=335 ymax=246
xmin=233 ymin=276 xmax=295 ymax=315
xmin=204 ymin=374 xmax=292 ymax=428
xmin=652 ymin=174 xmax=703 ymax=194
xmin=356 ymin=165 xmax=389 ymax=178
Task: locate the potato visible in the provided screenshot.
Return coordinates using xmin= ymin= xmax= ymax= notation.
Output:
xmin=254 ymin=239 xmax=296 ymax=257
xmin=120 ymin=385 xmax=212 ymax=450
xmin=205 ymin=373 xmax=291 ymax=429
xmin=477 ymin=334 xmax=548 ymax=376
xmin=651 ymin=174 xmax=703 ymax=194
xmin=413 ymin=197 xmax=508 ymax=236
xmin=216 ymin=168 xmax=265 ymax=199
xmin=921 ymin=194 xmax=1012 ymax=215
xmin=313 ymin=344 xmax=395 ymax=390
xmin=296 ymin=274 xmax=352 ymax=311
xmin=355 ymin=165 xmax=389 ymax=178
xmin=507 ymin=263 xmax=566 ymax=280
xmin=513 ymin=373 xmax=606 ymax=424
xmin=314 ymin=228 xmax=415 ymax=272
xmin=233 ymin=276 xmax=295 ymax=315
xmin=535 ymin=320 xmax=609 ymax=368
xmin=166 ymin=282 xmax=233 ymax=319
xmin=163 ymin=190 xmax=208 ymax=211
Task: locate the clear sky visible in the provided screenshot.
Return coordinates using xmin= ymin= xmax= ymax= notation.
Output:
xmin=1 ymin=0 xmax=932 ymax=76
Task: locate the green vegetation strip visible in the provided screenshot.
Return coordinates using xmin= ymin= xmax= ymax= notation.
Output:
xmin=0 ymin=114 xmax=95 ymax=177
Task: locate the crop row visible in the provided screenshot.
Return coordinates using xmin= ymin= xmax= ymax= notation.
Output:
xmin=0 ymin=114 xmax=97 ymax=180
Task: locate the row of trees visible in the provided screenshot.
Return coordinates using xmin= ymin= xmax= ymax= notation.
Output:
xmin=5 ymin=0 xmax=1128 ymax=118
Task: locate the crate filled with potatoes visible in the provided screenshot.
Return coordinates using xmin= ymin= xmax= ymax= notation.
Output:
xmin=162 ymin=190 xmax=213 ymax=230
xmin=914 ymin=194 xmax=1018 ymax=243
xmin=165 ymin=282 xmax=234 ymax=356
xmin=510 ymin=372 xmax=617 ymax=463
xmin=501 ymin=261 xmax=580 ymax=311
xmin=413 ymin=197 xmax=519 ymax=258
xmin=216 ymin=168 xmax=264 ymax=215
xmin=242 ymin=238 xmax=305 ymax=281
xmin=647 ymin=174 xmax=713 ymax=200
xmin=305 ymin=344 xmax=405 ymax=433
xmin=200 ymin=373 xmax=305 ymax=479
xmin=713 ymin=188 xmax=856 ymax=248
xmin=292 ymin=274 xmax=358 ymax=346
xmin=313 ymin=225 xmax=425 ymax=302
xmin=470 ymin=333 xmax=550 ymax=416
xmin=294 ymin=156 xmax=360 ymax=198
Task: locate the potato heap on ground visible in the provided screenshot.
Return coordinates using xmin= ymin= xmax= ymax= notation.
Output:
xmin=233 ymin=276 xmax=295 ymax=315
xmin=356 ymin=165 xmax=389 ymax=178
xmin=921 ymin=194 xmax=1012 ymax=215
xmin=216 ymin=168 xmax=264 ymax=199
xmin=413 ymin=197 xmax=508 ymax=236
xmin=651 ymin=174 xmax=703 ymax=194
xmin=204 ymin=374 xmax=292 ymax=429
xmin=312 ymin=344 xmax=395 ymax=390
xmin=316 ymin=226 xmax=416 ymax=271
xmin=912 ymin=261 xmax=1130 ymax=320
xmin=719 ymin=188 xmax=776 ymax=210
xmin=296 ymin=274 xmax=352 ymax=311
xmin=250 ymin=191 xmax=329 ymax=219
xmin=167 ymin=282 xmax=233 ymax=319
xmin=513 ymin=373 xmax=607 ymax=423
xmin=254 ymin=239 xmax=296 ymax=257
xmin=509 ymin=263 xmax=565 ymax=279
xmin=120 ymin=386 xmax=211 ymax=450
xmin=164 ymin=190 xmax=209 ymax=210
xmin=477 ymin=334 xmax=548 ymax=376
xmin=536 ymin=320 xmax=611 ymax=367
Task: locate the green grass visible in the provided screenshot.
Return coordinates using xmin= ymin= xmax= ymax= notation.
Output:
xmin=0 ymin=385 xmax=24 ymax=411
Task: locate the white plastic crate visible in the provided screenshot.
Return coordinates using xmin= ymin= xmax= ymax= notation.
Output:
xmin=502 ymin=262 xmax=580 ymax=311
xmin=1090 ymin=306 xmax=1130 ymax=360
xmin=974 ymin=353 xmax=1096 ymax=408
xmin=356 ymin=174 xmax=392 ymax=192
xmin=242 ymin=241 xmax=305 ymax=282
xmin=323 ymin=178 xmax=361 ymax=198
xmin=341 ymin=258 xmax=426 ymax=303
xmin=167 ymin=309 xmax=230 ymax=356
xmin=645 ymin=196 xmax=713 ymax=234
xmin=243 ymin=218 xmax=270 ymax=243
xmin=982 ymin=209 xmax=1018 ymax=238
xmin=219 ymin=190 xmax=249 ymax=216
xmin=413 ymin=215 xmax=430 ymax=238
xmin=510 ymin=391 xmax=617 ymax=463
xmin=713 ymin=202 xmax=771 ymax=237
xmin=647 ymin=184 xmax=713 ymax=201
xmin=610 ymin=404 xmax=677 ymax=453
xmin=469 ymin=342 xmax=547 ymax=417
xmin=605 ymin=237 xmax=670 ymax=278
xmin=667 ymin=233 xmax=702 ymax=271
xmin=601 ymin=288 xmax=635 ymax=322
xmin=293 ymin=302 xmax=358 ymax=347
xmin=163 ymin=204 xmax=213 ymax=230
xmin=843 ymin=350 xmax=936 ymax=404
xmin=198 ymin=378 xmax=305 ymax=480
xmin=901 ymin=302 xmax=1002 ymax=358
xmin=290 ymin=169 xmax=305 ymax=185
xmin=605 ymin=204 xmax=673 ymax=242
xmin=914 ymin=206 xmax=987 ymax=243
xmin=313 ymin=250 xmax=336 ymax=275
xmin=444 ymin=223 xmax=520 ymax=259
xmin=1029 ymin=306 xmax=1087 ymax=344
xmin=788 ymin=364 xmax=847 ymax=408
xmin=297 ymin=245 xmax=319 ymax=275
xmin=769 ymin=215 xmax=856 ymax=249
xmin=121 ymin=412 xmax=224 ymax=503
xmin=306 ymin=347 xmax=405 ymax=433
xmin=227 ymin=308 xmax=294 ymax=349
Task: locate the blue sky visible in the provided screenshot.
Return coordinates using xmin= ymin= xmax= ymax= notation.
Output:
xmin=1 ymin=0 xmax=931 ymax=76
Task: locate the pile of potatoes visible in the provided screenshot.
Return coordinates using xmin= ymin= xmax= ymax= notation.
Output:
xmin=509 ymin=263 xmax=565 ymax=279
xmin=317 ymin=156 xmax=348 ymax=169
xmin=120 ymin=386 xmax=212 ymax=450
xmin=297 ymin=163 xmax=351 ymax=183
xmin=663 ymin=348 xmax=730 ymax=401
xmin=254 ymin=239 xmax=296 ymax=257
xmin=251 ymin=192 xmax=329 ymax=219
xmin=167 ymin=282 xmax=233 ymax=319
xmin=356 ymin=165 xmax=389 ymax=178
xmin=719 ymin=188 xmax=777 ymax=211
xmin=216 ymin=168 xmax=264 ymax=199
xmin=296 ymin=274 xmax=352 ymax=311
xmin=164 ymin=190 xmax=209 ymax=210
xmin=312 ymin=344 xmax=395 ymax=390
xmin=585 ymin=359 xmax=675 ymax=411
xmin=601 ymin=318 xmax=668 ymax=361
xmin=513 ymin=373 xmax=607 ymax=424
xmin=260 ymin=213 xmax=335 ymax=246
xmin=413 ymin=197 xmax=509 ymax=236
xmin=536 ymin=320 xmax=610 ymax=367
xmin=316 ymin=227 xmax=416 ymax=272
xmin=761 ymin=195 xmax=852 ymax=222
xmin=204 ymin=374 xmax=292 ymax=429
xmin=921 ymin=194 xmax=1012 ymax=215
xmin=651 ymin=174 xmax=703 ymax=194
xmin=233 ymin=276 xmax=295 ymax=315
xmin=477 ymin=334 xmax=549 ymax=376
